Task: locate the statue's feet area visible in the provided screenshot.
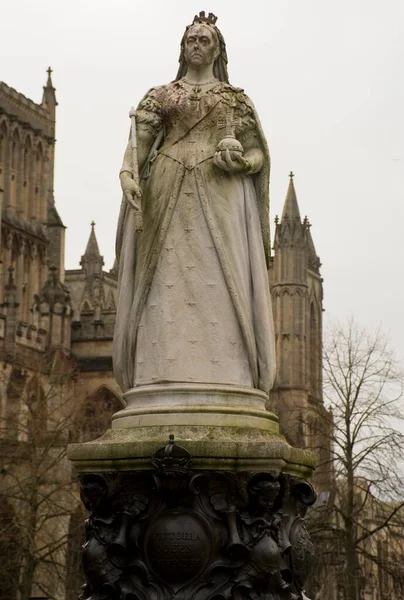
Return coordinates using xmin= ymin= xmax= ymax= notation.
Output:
xmin=68 ymin=385 xmax=315 ymax=477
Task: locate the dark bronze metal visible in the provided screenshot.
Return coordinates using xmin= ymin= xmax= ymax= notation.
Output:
xmin=78 ymin=436 xmax=316 ymax=600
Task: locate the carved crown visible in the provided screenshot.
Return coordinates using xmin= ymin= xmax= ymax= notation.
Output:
xmin=192 ymin=11 xmax=218 ymax=26
xmin=152 ymin=434 xmax=192 ymax=470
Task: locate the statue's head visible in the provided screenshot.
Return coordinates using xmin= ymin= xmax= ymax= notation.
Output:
xmin=176 ymin=12 xmax=229 ymax=83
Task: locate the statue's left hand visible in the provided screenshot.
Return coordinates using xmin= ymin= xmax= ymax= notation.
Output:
xmin=213 ymin=150 xmax=251 ymax=174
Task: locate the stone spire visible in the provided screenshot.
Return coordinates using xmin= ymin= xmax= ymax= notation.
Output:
xmin=281 ymin=171 xmax=301 ymax=222
xmin=80 ymin=222 xmax=104 ymax=276
xmin=41 ymin=67 xmax=58 ymax=118
xmin=270 ymin=173 xmax=325 ymax=462
xmin=274 ymin=172 xmax=304 ymax=251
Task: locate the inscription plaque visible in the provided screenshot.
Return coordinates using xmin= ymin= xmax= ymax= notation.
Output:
xmin=144 ymin=510 xmax=211 ymax=590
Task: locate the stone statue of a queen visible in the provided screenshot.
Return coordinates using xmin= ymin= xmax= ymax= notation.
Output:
xmin=114 ymin=12 xmax=276 ymax=405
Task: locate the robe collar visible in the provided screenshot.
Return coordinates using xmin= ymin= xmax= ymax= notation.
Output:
xmin=160 ymin=81 xmax=223 ymax=151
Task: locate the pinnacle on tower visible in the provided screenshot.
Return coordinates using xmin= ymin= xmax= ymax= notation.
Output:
xmin=304 ymin=219 xmax=321 ymax=273
xmin=80 ymin=222 xmax=104 ymax=275
xmin=84 ymin=222 xmax=101 ymax=259
xmin=273 ymin=172 xmax=305 ymax=250
xmin=41 ymin=66 xmax=58 ymax=116
xmin=281 ymin=171 xmax=301 ymax=222
xmin=46 ymin=66 xmax=53 ymax=88
xmin=36 ymin=265 xmax=70 ymax=310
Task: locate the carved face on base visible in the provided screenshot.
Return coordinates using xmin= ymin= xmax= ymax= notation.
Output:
xmin=252 ymin=479 xmax=281 ymax=513
xmin=184 ymin=24 xmax=220 ymax=68
xmin=80 ymin=475 xmax=108 ymax=513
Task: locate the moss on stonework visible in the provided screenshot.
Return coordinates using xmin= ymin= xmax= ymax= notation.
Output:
xmin=67 ymin=424 xmax=316 ymax=478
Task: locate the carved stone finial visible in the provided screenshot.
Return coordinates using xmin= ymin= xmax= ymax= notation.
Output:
xmin=165 ymin=433 xmax=175 ymax=455
xmin=35 ymin=264 xmax=70 ymax=309
xmin=46 ymin=66 xmax=54 ymax=88
xmin=289 ymin=170 xmax=294 ymax=180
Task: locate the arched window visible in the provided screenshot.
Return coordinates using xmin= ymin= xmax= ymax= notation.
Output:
xmin=10 ymin=129 xmax=20 ymax=170
xmin=293 ymin=288 xmax=304 ymax=334
xmin=9 ymin=129 xmax=20 ymax=210
xmin=309 ymin=303 xmax=319 ymax=396
xmin=0 ymin=121 xmax=7 ymax=165
xmin=5 ymin=366 xmax=26 ymax=439
xmin=21 ymin=137 xmax=32 ymax=217
xmin=23 ymin=137 xmax=32 ymax=182
xmin=81 ymin=298 xmax=92 ymax=312
xmin=281 ymin=249 xmax=289 ymax=280
xmin=26 ymin=376 xmax=47 ymax=440
xmin=35 ymin=143 xmax=44 ymax=220
xmin=78 ymin=386 xmax=122 ymax=442
xmin=280 ymin=288 xmax=292 ymax=334
xmin=279 ymin=290 xmax=293 ymax=384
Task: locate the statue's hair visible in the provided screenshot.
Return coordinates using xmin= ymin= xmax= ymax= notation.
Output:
xmin=175 ymin=13 xmax=229 ymax=83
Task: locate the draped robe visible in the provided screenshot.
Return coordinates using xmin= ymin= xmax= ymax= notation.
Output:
xmin=113 ymin=80 xmax=276 ymax=394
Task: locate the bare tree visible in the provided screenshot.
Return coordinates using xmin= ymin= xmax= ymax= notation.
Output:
xmin=307 ymin=319 xmax=404 ymax=600
xmin=0 ymin=350 xmax=82 ymax=600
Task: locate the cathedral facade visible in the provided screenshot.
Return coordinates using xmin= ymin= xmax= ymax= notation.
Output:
xmin=0 ymin=70 xmax=122 ymax=440
xmin=0 ymin=72 xmax=328 ymax=599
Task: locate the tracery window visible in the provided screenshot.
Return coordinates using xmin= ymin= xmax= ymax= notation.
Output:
xmin=309 ymin=303 xmax=319 ymax=397
xmin=79 ymin=386 xmax=121 ymax=442
xmin=0 ymin=122 xmax=7 ymax=165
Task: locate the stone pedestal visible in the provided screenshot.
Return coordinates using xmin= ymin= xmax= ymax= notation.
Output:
xmin=68 ymin=385 xmax=316 ymax=600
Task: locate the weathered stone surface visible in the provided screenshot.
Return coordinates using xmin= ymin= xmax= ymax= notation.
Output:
xmin=68 ymin=423 xmax=315 ymax=477
xmin=114 ymin=12 xmax=275 ymax=398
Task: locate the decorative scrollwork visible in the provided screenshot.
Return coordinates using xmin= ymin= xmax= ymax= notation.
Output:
xmin=78 ymin=437 xmax=316 ymax=600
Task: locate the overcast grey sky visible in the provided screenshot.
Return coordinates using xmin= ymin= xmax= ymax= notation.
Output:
xmin=1 ymin=0 xmax=403 ymax=357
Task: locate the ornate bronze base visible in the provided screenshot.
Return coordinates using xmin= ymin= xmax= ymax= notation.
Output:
xmin=79 ymin=437 xmax=316 ymax=600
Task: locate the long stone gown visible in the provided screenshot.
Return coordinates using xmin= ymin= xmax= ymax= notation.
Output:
xmin=113 ymin=79 xmax=275 ymax=395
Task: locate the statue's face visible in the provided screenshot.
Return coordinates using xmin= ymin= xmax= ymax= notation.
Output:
xmin=184 ymin=24 xmax=219 ymax=68
xmin=254 ymin=482 xmax=280 ymax=512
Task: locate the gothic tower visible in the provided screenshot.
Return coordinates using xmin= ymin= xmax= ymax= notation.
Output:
xmin=269 ymin=173 xmax=331 ymax=488
xmin=0 ymin=68 xmax=69 ymax=357
xmin=66 ymin=221 xmax=118 ymax=372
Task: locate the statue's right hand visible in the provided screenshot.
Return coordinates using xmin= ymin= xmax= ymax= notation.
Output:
xmin=121 ymin=175 xmax=142 ymax=199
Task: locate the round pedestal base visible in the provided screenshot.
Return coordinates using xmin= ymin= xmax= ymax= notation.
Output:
xmin=112 ymin=383 xmax=278 ymax=433
xmin=68 ymin=384 xmax=315 ymax=478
